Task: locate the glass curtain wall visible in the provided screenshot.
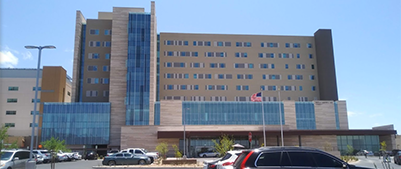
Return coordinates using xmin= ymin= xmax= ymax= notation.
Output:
xmin=126 ymin=13 xmax=151 ymax=125
xmin=337 ymin=135 xmax=380 ymax=155
xmin=295 ymin=102 xmax=316 ymax=129
xmin=154 ymin=102 xmax=160 ymax=125
xmin=78 ymin=24 xmax=86 ymax=102
xmin=41 ymin=103 xmax=110 ymax=145
xmin=182 ymin=101 xmax=284 ymax=125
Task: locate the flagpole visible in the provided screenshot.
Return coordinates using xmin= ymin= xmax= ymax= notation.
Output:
xmin=278 ymin=88 xmax=284 ymax=146
xmin=261 ymin=91 xmax=266 ymax=147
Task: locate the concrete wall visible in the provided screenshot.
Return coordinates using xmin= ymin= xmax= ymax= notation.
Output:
xmin=71 ymin=10 xmax=86 ymax=102
xmin=337 ymin=100 xmax=349 ymax=129
xmin=314 ymin=100 xmax=336 ymax=129
xmin=160 ymin=100 xmax=182 ymax=125
xmin=283 ymin=101 xmax=297 ymax=129
xmin=149 ymin=1 xmax=157 ymax=125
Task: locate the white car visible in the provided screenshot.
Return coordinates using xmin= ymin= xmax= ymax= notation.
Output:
xmin=33 ymin=150 xmax=51 ymax=163
xmin=199 ymin=151 xmax=220 ymax=157
xmin=215 ymin=150 xmax=242 ymax=169
xmin=72 ymin=152 xmax=82 ymax=160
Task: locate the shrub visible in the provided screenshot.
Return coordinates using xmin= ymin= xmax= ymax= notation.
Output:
xmin=172 ymin=144 xmax=182 ymax=158
xmin=156 ymin=142 xmax=168 ymax=159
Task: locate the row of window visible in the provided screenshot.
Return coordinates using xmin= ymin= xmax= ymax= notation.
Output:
xmin=87 ymin=65 xmax=109 ymax=72
xmin=3 ymin=123 xmax=39 ymax=128
xmin=89 ymin=29 xmax=111 ymax=35
xmin=164 ymin=73 xmax=316 ymax=80
xmin=88 ymin=53 xmax=110 ymax=59
xmin=163 ymin=96 xmax=313 ymax=101
xmin=164 ymin=51 xmax=313 ymax=59
xmin=163 ymin=85 xmax=316 ymax=91
xmin=6 ymin=98 xmax=41 ymax=103
xmin=87 ymin=78 xmax=109 ymax=84
xmin=5 ymin=111 xmax=39 ymax=115
xmin=88 ymin=41 xmax=111 ymax=47
xmin=164 ymin=62 xmax=313 ymax=69
xmin=7 ymin=87 xmax=42 ymax=91
xmin=85 ymin=90 xmax=109 ymax=97
xmin=164 ymin=40 xmax=313 ymax=48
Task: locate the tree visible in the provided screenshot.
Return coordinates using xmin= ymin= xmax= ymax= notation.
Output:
xmin=380 ymin=141 xmax=387 ymax=152
xmin=155 ymin=142 xmax=168 ymax=159
xmin=0 ymin=125 xmax=18 ymax=157
xmin=42 ymin=137 xmax=68 ymax=169
xmin=346 ymin=145 xmax=354 ymax=156
xmin=212 ymin=135 xmax=234 ymax=157
xmin=172 ymin=144 xmax=182 ymax=158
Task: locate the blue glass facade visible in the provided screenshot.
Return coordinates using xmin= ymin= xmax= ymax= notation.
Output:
xmin=337 ymin=135 xmax=380 ymax=155
xmin=295 ymin=102 xmax=316 ymax=129
xmin=126 ymin=13 xmax=151 ymax=125
xmin=334 ymin=102 xmax=340 ymax=129
xmin=42 ymin=103 xmax=110 ymax=145
xmin=182 ymin=101 xmax=284 ymax=125
xmin=78 ymin=24 xmax=86 ymax=102
xmin=154 ymin=102 xmax=160 ymax=125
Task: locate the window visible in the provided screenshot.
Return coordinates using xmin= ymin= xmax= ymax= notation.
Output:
xmin=193 ymin=74 xmax=197 ymax=79
xmin=184 ymin=74 xmax=189 ymax=79
xmin=235 ymin=53 xmax=240 ymax=57
xmin=288 ymin=75 xmax=292 ymax=80
xmin=246 ymin=74 xmax=253 ymax=79
xmin=32 ymin=99 xmax=40 ymax=103
xmin=101 ymin=78 xmax=109 ymax=84
xmin=310 ymin=75 xmax=315 ymax=80
xmin=6 ymin=111 xmax=16 ymax=115
xmin=309 ymin=54 xmax=313 ymax=59
xmin=249 ymin=64 xmax=254 ymax=68
xmin=8 ymin=86 xmax=18 ymax=91
xmin=31 ymin=111 xmax=38 ymax=115
xmin=296 ymin=64 xmax=305 ymax=69
xmin=88 ymin=66 xmax=98 ymax=71
xmin=312 ymin=86 xmax=316 ymax=91
xmin=167 ymin=85 xmax=173 ymax=90
xmin=256 ymin=152 xmax=281 ymax=166
xmin=219 ymin=63 xmax=225 ymax=68
xmin=299 ymin=86 xmax=303 ymax=91
xmin=245 ymin=42 xmax=251 ymax=47
xmin=285 ymin=43 xmax=290 ymax=48
xmin=297 ymin=53 xmax=300 ymax=58
xmin=295 ymin=75 xmax=303 ymax=80
xmin=193 ymin=41 xmax=196 ymax=46
xmin=217 ymin=42 xmax=223 ymax=46
xmin=236 ymin=42 xmax=241 ymax=47
xmin=32 ymin=87 xmax=41 ymax=91
xmin=30 ymin=123 xmax=38 ymax=127
xmin=104 ymin=30 xmax=111 ymax=35
xmin=260 ymin=64 xmax=268 ymax=69
xmin=287 ymin=152 xmax=314 ymax=166
xmin=236 ymin=85 xmax=241 ymax=90
xmin=7 ymin=98 xmax=17 ymax=103
xmin=89 ymin=29 xmax=99 ymax=35
xmin=293 ymin=43 xmax=300 ymax=48
xmin=311 ymin=64 xmax=315 ymax=69
xmin=181 ymin=85 xmax=187 ymax=90
xmin=261 ymin=43 xmax=264 ymax=47
xmin=193 ymin=52 xmax=198 ymax=57
xmin=103 ymin=41 xmax=111 ymax=47
xmin=311 ymin=153 xmax=343 ymax=167
xmin=103 ymin=66 xmax=109 ymax=72
xmin=259 ymin=53 xmax=263 ymax=58
xmin=218 ymin=74 xmax=224 ymax=79
xmin=194 ymin=85 xmax=199 ymax=90
xmin=85 ymin=91 xmax=98 ymax=97
xmin=205 ymin=41 xmax=211 ymax=46
xmin=261 ymin=86 xmax=265 ymax=90
xmin=285 ymin=64 xmax=289 ymax=69
xmin=307 ymin=43 xmax=313 ymax=48
xmin=184 ymin=41 xmax=188 ymax=46
xmin=105 ymin=53 xmax=110 ymax=59
xmin=193 ymin=63 xmax=201 ymax=68
xmin=210 ymin=63 xmax=217 ymax=68
xmin=271 ymin=64 xmax=275 ymax=69
xmin=5 ymin=123 xmax=15 ymax=127
xmin=225 ymin=42 xmax=231 ymax=46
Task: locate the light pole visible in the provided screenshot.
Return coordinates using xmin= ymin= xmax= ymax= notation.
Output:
xmin=277 ymin=87 xmax=284 ymax=146
xmin=183 ymin=108 xmax=189 ymax=158
xmin=25 ymin=45 xmax=56 ymax=161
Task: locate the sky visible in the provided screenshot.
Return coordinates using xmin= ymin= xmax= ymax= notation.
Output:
xmin=1 ymin=0 xmax=400 ymax=132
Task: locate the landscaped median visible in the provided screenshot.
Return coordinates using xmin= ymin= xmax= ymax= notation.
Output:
xmin=92 ymin=158 xmax=203 ymax=169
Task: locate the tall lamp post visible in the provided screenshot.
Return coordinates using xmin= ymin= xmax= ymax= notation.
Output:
xmin=25 ymin=45 xmax=56 ymax=161
xmin=277 ymin=87 xmax=284 ymax=146
xmin=183 ymin=108 xmax=189 ymax=158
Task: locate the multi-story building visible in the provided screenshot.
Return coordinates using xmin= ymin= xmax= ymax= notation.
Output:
xmin=0 ymin=66 xmax=71 ymax=147
xmin=40 ymin=1 xmax=396 ymax=156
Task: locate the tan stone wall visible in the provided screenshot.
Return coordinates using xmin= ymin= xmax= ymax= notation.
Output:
xmin=160 ymin=100 xmax=183 ymax=125
xmin=157 ymin=125 xmax=290 ymax=132
xmin=158 ymin=138 xmax=180 ymax=157
xmin=71 ymin=10 xmax=86 ymax=102
xmin=314 ymin=101 xmax=336 ymax=129
xmin=120 ymin=126 xmax=159 ymax=151
xmin=379 ymin=135 xmax=396 ymax=150
xmin=337 ymin=100 xmax=349 ymax=129
xmin=283 ymin=101 xmax=297 ymax=129
xmin=109 ymin=7 xmax=144 ymax=147
xmin=396 ymin=135 xmax=401 ymax=150
xmin=301 ymin=135 xmax=338 ymax=151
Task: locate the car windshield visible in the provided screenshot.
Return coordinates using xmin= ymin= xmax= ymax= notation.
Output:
xmin=40 ymin=151 xmax=49 ymax=154
xmin=0 ymin=152 xmax=13 ymax=161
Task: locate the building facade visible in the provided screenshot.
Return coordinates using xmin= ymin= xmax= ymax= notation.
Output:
xmin=40 ymin=1 xmax=397 ymax=157
xmin=0 ymin=67 xmax=71 ymax=148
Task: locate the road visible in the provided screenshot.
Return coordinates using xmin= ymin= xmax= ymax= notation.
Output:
xmin=36 ymin=159 xmax=102 ymax=169
xmin=351 ymin=156 xmax=401 ymax=169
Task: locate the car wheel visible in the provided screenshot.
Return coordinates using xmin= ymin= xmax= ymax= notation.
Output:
xmin=202 ymin=154 xmax=206 ymax=158
xmin=138 ymin=160 xmax=146 ymax=165
xmin=149 ymin=157 xmax=154 ymax=163
xmin=108 ymin=160 xmax=116 ymax=166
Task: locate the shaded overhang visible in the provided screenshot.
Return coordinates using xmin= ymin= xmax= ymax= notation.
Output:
xmin=157 ymin=130 xmax=397 ymax=139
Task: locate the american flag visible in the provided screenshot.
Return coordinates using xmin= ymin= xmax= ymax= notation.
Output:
xmin=251 ymin=92 xmax=262 ymax=102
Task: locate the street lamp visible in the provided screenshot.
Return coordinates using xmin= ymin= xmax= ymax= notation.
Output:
xmin=25 ymin=45 xmax=56 ymax=161
xmin=277 ymin=87 xmax=284 ymax=147
xmin=183 ymin=108 xmax=189 ymax=159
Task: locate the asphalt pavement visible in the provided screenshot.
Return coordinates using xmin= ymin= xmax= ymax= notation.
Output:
xmin=36 ymin=159 xmax=102 ymax=169
xmin=351 ymin=156 xmax=401 ymax=169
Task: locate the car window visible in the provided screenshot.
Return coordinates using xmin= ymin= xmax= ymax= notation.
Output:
xmin=281 ymin=152 xmax=291 ymax=167
xmin=123 ymin=153 xmax=132 ymax=157
xmin=134 ymin=150 xmax=143 ymax=154
xmin=311 ymin=153 xmax=343 ymax=168
xmin=233 ymin=152 xmax=249 ymax=168
xmin=288 ymin=152 xmax=315 ymax=167
xmin=0 ymin=152 xmax=13 ymax=161
xmin=116 ymin=154 xmax=123 ymax=157
xmin=256 ymin=152 xmax=281 ymax=166
xmin=221 ymin=153 xmax=232 ymax=161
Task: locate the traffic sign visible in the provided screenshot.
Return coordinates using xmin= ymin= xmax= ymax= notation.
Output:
xmin=248 ymin=132 xmax=252 ymax=142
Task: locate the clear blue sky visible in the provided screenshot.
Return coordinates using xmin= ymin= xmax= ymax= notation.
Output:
xmin=1 ymin=0 xmax=400 ymax=132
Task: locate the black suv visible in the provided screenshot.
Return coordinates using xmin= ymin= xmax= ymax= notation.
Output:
xmin=233 ymin=147 xmax=372 ymax=169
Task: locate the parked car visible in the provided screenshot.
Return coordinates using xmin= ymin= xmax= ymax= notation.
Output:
xmin=0 ymin=149 xmax=35 ymax=169
xmin=33 ymin=150 xmax=51 ymax=163
xmin=232 ymin=146 xmax=372 ymax=169
xmin=102 ymin=152 xmax=151 ymax=165
xmin=203 ymin=158 xmax=222 ymax=169
xmin=121 ymin=148 xmax=158 ymax=163
xmin=72 ymin=152 xmax=82 ymax=160
xmin=84 ymin=151 xmax=98 ymax=160
xmin=199 ymin=150 xmax=220 ymax=157
xmin=34 ymin=154 xmax=44 ymax=164
xmin=394 ymin=151 xmax=401 ymax=165
xmin=392 ymin=149 xmax=401 ymax=156
xmin=216 ymin=151 xmax=242 ymax=169
xmin=107 ymin=149 xmax=119 ymax=156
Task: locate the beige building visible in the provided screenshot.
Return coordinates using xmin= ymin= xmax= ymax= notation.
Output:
xmin=0 ymin=67 xmax=71 ymax=148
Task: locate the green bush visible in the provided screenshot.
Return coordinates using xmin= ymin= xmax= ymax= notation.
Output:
xmin=156 ymin=142 xmax=168 ymax=159
xmin=172 ymin=144 xmax=182 ymax=158
xmin=341 ymin=156 xmax=358 ymax=163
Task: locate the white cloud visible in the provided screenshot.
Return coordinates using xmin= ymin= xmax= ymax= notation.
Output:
xmin=347 ymin=111 xmax=363 ymax=117
xmin=0 ymin=50 xmax=19 ymax=68
xmin=22 ymin=51 xmax=33 ymax=60
xmin=369 ymin=113 xmax=383 ymax=118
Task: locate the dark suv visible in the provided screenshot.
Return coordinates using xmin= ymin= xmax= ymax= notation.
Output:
xmin=232 ymin=147 xmax=372 ymax=169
